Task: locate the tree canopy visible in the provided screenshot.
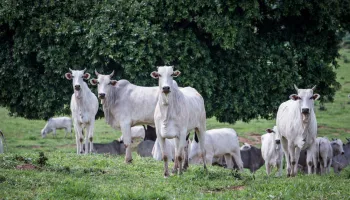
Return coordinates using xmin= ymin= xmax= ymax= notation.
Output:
xmin=0 ymin=0 xmax=349 ymax=123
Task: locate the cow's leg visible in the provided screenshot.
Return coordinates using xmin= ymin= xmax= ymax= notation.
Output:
xmin=306 ymin=144 xmax=316 ymax=175
xmin=293 ymin=146 xmax=301 ymax=176
xmin=281 ymin=137 xmax=290 ymax=177
xmin=196 ymin=127 xmax=207 ymax=171
xmin=86 ymin=121 xmax=95 ymax=153
xmin=74 ymin=124 xmax=84 ymax=154
xmin=159 ymin=137 xmax=169 ymax=178
xmin=53 ymin=129 xmax=56 ymax=138
xmin=231 ymin=149 xmax=243 ymax=172
xmin=224 ymin=154 xmax=234 ymax=169
xmin=64 ymin=128 xmax=68 ymax=138
xmin=327 ymin=159 xmax=332 ymax=174
xmin=172 ymin=146 xmax=179 ymax=175
xmin=121 ymin=124 xmax=132 ymax=163
xmin=182 ymin=139 xmax=190 ymax=171
xmin=175 ymin=133 xmax=187 ymax=175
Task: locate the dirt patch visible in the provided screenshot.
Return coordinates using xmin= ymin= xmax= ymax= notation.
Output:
xmin=239 ymin=132 xmax=261 ymax=145
xmin=318 ymin=126 xmax=350 ymax=133
xmin=31 ymin=145 xmax=41 ymax=148
xmin=16 ymin=164 xmax=37 ymax=170
xmin=204 ymin=185 xmax=245 ymax=193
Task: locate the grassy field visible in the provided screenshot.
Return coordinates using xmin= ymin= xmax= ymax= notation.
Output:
xmin=0 ymin=49 xmax=350 ymax=199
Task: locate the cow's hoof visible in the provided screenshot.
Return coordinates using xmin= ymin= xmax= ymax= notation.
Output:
xmin=125 ymin=159 xmax=133 ymax=164
xmin=164 ymin=172 xmax=169 ymax=178
xmin=172 ymin=168 xmax=178 ymax=175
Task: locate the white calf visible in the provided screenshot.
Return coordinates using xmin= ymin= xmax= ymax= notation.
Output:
xmin=261 ymin=126 xmax=284 ymax=176
xmin=189 ymin=128 xmax=243 ymax=171
xmin=316 ymin=137 xmax=344 ymax=175
xmin=41 ymin=117 xmax=72 ymax=138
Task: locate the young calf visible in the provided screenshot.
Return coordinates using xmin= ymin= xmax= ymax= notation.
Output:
xmin=41 ymin=117 xmax=72 ymax=138
xmin=261 ymin=126 xmax=283 ymax=176
xmin=189 ymin=128 xmax=243 ymax=171
xmin=316 ymin=137 xmax=344 ymax=175
xmin=332 ymin=138 xmax=350 ymax=173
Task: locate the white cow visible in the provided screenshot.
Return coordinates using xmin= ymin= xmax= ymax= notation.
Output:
xmin=151 ymin=66 xmax=207 ymax=177
xmin=276 ymin=85 xmax=320 ymax=176
xmin=90 ymin=70 xmax=158 ymax=163
xmin=0 ymin=130 xmax=5 ymax=154
xmin=65 ymin=68 xmax=98 ymax=154
xmin=119 ymin=126 xmax=146 ymax=141
xmin=261 ymin=126 xmax=283 ymax=176
xmin=315 ymin=137 xmax=344 ymax=175
xmin=189 ymin=128 xmax=243 ymax=171
xmin=41 ymin=117 xmax=72 ymax=138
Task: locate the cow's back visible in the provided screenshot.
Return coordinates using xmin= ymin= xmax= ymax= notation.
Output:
xmin=206 ymin=128 xmax=239 ymax=155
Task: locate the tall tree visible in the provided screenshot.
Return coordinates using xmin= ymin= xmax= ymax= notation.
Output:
xmin=0 ymin=0 xmax=348 ymax=122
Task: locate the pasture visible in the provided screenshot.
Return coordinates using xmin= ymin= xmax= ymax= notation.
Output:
xmin=1 ymin=49 xmax=350 ymax=199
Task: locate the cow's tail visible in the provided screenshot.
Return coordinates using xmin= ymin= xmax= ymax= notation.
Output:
xmin=0 ymin=130 xmax=8 ymax=153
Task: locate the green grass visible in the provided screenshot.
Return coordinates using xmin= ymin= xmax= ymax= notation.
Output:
xmin=1 ymin=50 xmax=350 ymax=199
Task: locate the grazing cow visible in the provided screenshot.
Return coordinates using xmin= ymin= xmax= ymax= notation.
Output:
xmin=119 ymin=126 xmax=146 ymax=142
xmin=189 ymin=128 xmax=243 ymax=171
xmin=261 ymin=126 xmax=284 ymax=176
xmin=84 ymin=140 xmax=126 ymax=155
xmin=65 ymin=68 xmax=98 ymax=154
xmin=144 ymin=125 xmax=157 ymax=141
xmin=332 ymin=138 xmax=350 ymax=173
xmin=90 ymin=70 xmax=159 ymax=163
xmin=41 ymin=117 xmax=72 ymax=138
xmin=151 ymin=66 xmax=207 ymax=177
xmin=276 ymin=85 xmax=320 ymax=176
xmin=137 ymin=140 xmax=155 ymax=157
xmin=316 ymin=137 xmax=344 ymax=175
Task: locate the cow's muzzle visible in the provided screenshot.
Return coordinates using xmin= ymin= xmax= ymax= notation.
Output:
xmin=275 ymin=140 xmax=281 ymax=145
xmin=162 ymin=86 xmax=170 ymax=94
xmin=342 ymin=152 xmax=345 ymax=155
xmin=302 ymin=108 xmax=310 ymax=114
xmin=74 ymin=85 xmax=81 ymax=91
xmin=99 ymin=93 xmax=105 ymax=99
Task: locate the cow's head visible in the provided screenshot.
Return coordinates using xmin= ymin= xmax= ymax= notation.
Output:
xmin=240 ymin=143 xmax=251 ymax=151
xmin=266 ymin=126 xmax=281 ymax=146
xmin=289 ymin=85 xmax=320 ymax=117
xmin=90 ymin=70 xmax=116 ymax=104
xmin=151 ymin=66 xmax=181 ymax=98
xmin=331 ymin=138 xmax=345 ymax=155
xmin=65 ymin=68 xmax=91 ymax=99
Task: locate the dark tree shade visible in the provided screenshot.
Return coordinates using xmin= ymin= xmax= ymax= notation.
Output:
xmin=0 ymin=0 xmax=348 ymax=122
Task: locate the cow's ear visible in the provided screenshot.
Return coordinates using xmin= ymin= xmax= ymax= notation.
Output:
xmin=90 ymin=79 xmax=98 ymax=85
xmin=266 ymin=128 xmax=274 ymax=133
xmin=151 ymin=71 xmax=160 ymax=79
xmin=83 ymin=73 xmax=91 ymax=80
xmin=289 ymin=94 xmax=299 ymax=101
xmin=65 ymin=73 xmax=72 ymax=80
xmin=172 ymin=70 xmax=181 ymax=77
xmin=312 ymin=94 xmax=320 ymax=100
xmin=110 ymin=80 xmax=117 ymax=86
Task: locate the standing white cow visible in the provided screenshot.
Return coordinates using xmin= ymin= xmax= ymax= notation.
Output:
xmin=90 ymin=70 xmax=158 ymax=163
xmin=261 ymin=126 xmax=283 ymax=176
xmin=65 ymin=68 xmax=98 ymax=154
xmin=276 ymin=85 xmax=320 ymax=176
xmin=151 ymin=66 xmax=207 ymax=177
xmin=189 ymin=128 xmax=243 ymax=171
xmin=41 ymin=117 xmax=72 ymax=138
xmin=315 ymin=137 xmax=344 ymax=175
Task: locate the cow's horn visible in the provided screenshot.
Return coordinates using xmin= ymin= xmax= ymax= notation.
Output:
xmin=311 ymin=85 xmax=317 ymax=91
xmin=95 ymin=69 xmax=100 ymax=76
xmin=109 ymin=70 xmax=114 ymax=77
xmin=83 ymin=68 xmax=87 ymax=73
xmin=69 ymin=68 xmax=73 ymax=72
xmin=294 ymin=84 xmax=299 ymax=91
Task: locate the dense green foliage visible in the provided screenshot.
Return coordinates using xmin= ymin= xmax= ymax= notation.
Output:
xmin=0 ymin=0 xmax=349 ymax=122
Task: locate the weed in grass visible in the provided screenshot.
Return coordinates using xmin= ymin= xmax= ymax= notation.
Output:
xmin=36 ymin=152 xmax=48 ymax=167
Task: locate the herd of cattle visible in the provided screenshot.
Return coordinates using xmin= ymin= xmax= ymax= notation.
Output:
xmin=2 ymin=66 xmax=349 ymax=178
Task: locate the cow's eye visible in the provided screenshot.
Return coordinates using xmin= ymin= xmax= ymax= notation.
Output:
xmin=71 ymin=76 xmax=75 ymax=78
xmin=298 ymin=97 xmax=302 ymax=100
xmin=309 ymin=96 xmax=314 ymax=100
